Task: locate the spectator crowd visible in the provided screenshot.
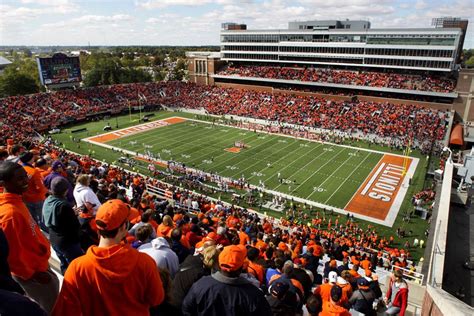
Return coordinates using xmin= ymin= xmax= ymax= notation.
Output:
xmin=218 ymin=65 xmax=456 ymax=93
xmin=0 ymin=134 xmax=416 ymax=315
xmin=0 ymin=81 xmax=449 ymax=152
xmin=0 ymin=79 xmax=438 ymax=314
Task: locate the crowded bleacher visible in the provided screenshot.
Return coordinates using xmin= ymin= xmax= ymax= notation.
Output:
xmin=217 ymin=65 xmax=456 ymax=93
xmin=0 ymin=81 xmax=449 ymax=153
xmin=0 ymin=81 xmax=431 ymax=315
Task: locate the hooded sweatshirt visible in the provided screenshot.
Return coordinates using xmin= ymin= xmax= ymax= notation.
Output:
xmin=52 ymin=243 xmax=164 ymax=316
xmin=42 ymin=195 xmax=80 ymax=247
xmin=319 ymin=301 xmax=351 ymax=316
xmin=0 ymin=193 xmax=50 ymax=280
xmin=139 ymin=237 xmax=179 ymax=278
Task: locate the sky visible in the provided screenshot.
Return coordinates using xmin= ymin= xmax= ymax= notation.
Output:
xmin=1 ymin=0 xmax=473 ymax=48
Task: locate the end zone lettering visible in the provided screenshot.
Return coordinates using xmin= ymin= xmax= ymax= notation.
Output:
xmin=345 ymin=154 xmax=413 ymax=222
xmin=363 ymin=164 xmax=405 ymax=202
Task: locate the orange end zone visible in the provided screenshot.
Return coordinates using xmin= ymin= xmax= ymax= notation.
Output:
xmin=345 ymin=154 xmax=412 ymax=220
xmin=134 ymin=156 xmax=168 ymax=168
xmin=163 ymin=117 xmax=187 ymax=124
xmin=88 ymin=133 xmax=121 ymax=143
xmin=225 ymin=147 xmax=242 ymax=153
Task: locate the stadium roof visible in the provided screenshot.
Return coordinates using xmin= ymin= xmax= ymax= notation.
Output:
xmin=0 ymin=56 xmax=12 ymax=67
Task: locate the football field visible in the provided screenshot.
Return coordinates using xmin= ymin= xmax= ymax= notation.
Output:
xmin=85 ymin=116 xmax=418 ymax=226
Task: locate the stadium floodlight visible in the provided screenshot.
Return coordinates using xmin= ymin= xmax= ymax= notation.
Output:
xmin=443 ymin=146 xmax=453 ymax=164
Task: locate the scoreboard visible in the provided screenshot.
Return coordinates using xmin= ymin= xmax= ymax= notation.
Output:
xmin=37 ymin=53 xmax=82 ymax=86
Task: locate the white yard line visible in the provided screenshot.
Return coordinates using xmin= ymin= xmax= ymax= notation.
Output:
xmin=231 ymin=139 xmax=300 ymax=179
xmin=246 ymin=141 xmax=320 ymax=181
xmin=322 ymin=152 xmax=373 ymax=204
xmin=304 ymin=150 xmax=356 ymax=200
xmin=343 ymin=155 xmax=385 ymax=210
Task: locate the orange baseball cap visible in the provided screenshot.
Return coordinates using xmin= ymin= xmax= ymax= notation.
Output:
xmin=95 ymin=199 xmax=131 ymax=231
xmin=278 ymin=242 xmax=289 ymax=252
xmin=219 ymin=245 xmax=247 ymax=272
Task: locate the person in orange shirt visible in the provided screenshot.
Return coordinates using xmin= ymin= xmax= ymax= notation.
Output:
xmin=19 ymin=152 xmax=48 ymax=229
xmin=360 ymin=256 xmax=372 ymax=271
xmin=314 ymin=271 xmax=338 ymax=303
xmin=157 ymin=215 xmax=174 ymax=238
xmin=35 ymin=158 xmax=51 ymax=179
xmin=319 ymin=285 xmax=351 ymax=316
xmin=247 ymin=247 xmax=265 ymax=286
xmin=52 ymin=199 xmax=164 ymax=316
xmin=0 ymin=161 xmax=59 ymax=313
xmin=236 ymin=223 xmax=250 ymax=246
xmin=349 ymin=264 xmax=362 ymax=279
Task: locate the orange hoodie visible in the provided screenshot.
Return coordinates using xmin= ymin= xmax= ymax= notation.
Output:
xmin=23 ymin=165 xmax=48 ymax=203
xmin=52 ymin=243 xmax=164 ymax=316
xmin=319 ymin=301 xmax=351 ymax=316
xmin=0 ymin=193 xmax=50 ymax=280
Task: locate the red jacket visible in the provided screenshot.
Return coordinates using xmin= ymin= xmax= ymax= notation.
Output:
xmin=385 ymin=279 xmax=409 ymax=316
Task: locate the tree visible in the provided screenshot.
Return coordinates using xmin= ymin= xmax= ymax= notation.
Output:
xmin=171 ymin=58 xmax=188 ymax=81
xmin=466 ymin=56 xmax=474 ymax=68
xmin=0 ymin=66 xmax=39 ymax=97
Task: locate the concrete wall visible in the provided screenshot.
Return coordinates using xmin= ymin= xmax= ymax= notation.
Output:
xmin=422 ymin=285 xmax=474 ymax=316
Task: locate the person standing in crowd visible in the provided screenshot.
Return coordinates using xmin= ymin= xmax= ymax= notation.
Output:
xmin=73 ymin=174 xmax=101 ymax=215
xmin=6 ymin=145 xmax=24 ymax=163
xmin=44 ymin=161 xmax=74 ymax=205
xmin=0 ymin=161 xmax=59 ymax=313
xmin=315 ymin=270 xmax=338 ymax=303
xmin=52 ymin=199 xmax=164 ymax=315
xmin=182 ymin=244 xmax=272 ymax=316
xmin=320 ymin=285 xmax=351 ymax=316
xmin=170 ymin=244 xmax=220 ymax=311
xmin=139 ymin=236 xmax=180 ymax=278
xmin=19 ymin=152 xmax=48 ymax=229
xmin=43 ymin=177 xmax=84 ymax=274
xmin=0 ymin=228 xmax=47 ymax=316
xmin=349 ymin=278 xmax=377 ymax=316
xmin=170 ymin=228 xmax=191 ymax=264
xmin=384 ymin=269 xmax=409 ymax=316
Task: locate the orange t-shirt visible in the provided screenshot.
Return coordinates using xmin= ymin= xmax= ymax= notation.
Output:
xmin=314 ymin=282 xmax=333 ymax=303
xmin=319 ymin=301 xmax=351 ymax=316
xmin=248 ymin=261 xmax=265 ymax=285
xmin=0 ymin=193 xmax=51 ymax=279
xmin=239 ymin=231 xmax=250 ymax=246
xmin=23 ymin=165 xmax=48 ymax=203
xmin=52 ymin=243 xmax=164 ymax=316
xmin=157 ymin=224 xmax=173 ymax=238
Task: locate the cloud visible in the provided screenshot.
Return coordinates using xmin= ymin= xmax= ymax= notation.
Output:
xmin=135 ymin=0 xmax=251 ymax=9
xmin=42 ymin=14 xmax=132 ymax=28
xmin=415 ymin=0 xmax=428 ymax=10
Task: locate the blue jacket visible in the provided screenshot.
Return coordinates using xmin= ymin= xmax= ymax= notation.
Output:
xmin=182 ymin=271 xmax=272 ymax=316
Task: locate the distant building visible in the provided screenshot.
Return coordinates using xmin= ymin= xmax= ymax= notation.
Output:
xmin=186 ymin=51 xmax=223 ymax=85
xmin=220 ymin=19 xmax=467 ymax=72
xmin=0 ymin=56 xmax=13 ymax=74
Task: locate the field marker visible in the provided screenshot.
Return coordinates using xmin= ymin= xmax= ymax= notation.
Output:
xmin=322 ymin=152 xmax=373 ymax=204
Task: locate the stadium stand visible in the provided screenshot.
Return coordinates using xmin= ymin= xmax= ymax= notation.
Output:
xmin=0 ymin=81 xmax=449 ymax=153
xmin=0 ymin=81 xmax=455 ymax=315
xmin=217 ymin=65 xmax=456 ymax=93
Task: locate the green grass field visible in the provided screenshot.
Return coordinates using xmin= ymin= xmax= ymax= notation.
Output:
xmin=52 ymin=110 xmax=433 ymax=260
xmin=105 ymin=118 xmax=383 ymax=210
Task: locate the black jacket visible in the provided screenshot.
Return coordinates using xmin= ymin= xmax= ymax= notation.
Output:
xmin=182 ymin=271 xmax=272 ymax=316
xmin=170 ymin=255 xmax=208 ymax=310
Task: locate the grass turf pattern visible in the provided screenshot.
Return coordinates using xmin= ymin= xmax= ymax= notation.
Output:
xmin=105 ymin=118 xmax=384 ymax=210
